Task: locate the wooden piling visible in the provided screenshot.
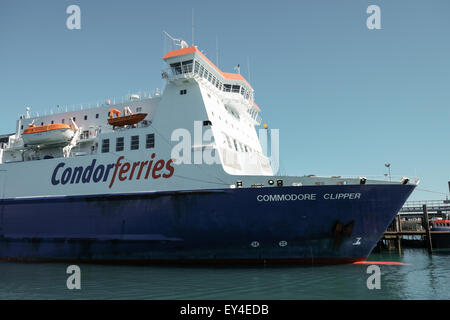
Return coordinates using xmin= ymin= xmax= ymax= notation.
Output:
xmin=422 ymin=205 xmax=433 ymax=253
xmin=396 ymin=214 xmax=402 ymax=254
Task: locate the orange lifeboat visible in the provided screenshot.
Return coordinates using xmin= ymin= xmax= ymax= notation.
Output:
xmin=108 ymin=107 xmax=147 ymax=127
xmin=23 ymin=123 xmax=74 ymax=146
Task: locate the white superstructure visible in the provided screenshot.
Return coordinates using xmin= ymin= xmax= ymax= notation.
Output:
xmin=0 ymin=42 xmax=416 ymax=200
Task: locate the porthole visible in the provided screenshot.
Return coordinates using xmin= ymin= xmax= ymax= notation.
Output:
xmin=251 ymin=241 xmax=260 ymax=248
xmin=279 ymin=241 xmax=287 ymax=247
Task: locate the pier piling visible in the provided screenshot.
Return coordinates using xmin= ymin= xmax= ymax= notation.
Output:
xmin=422 ymin=205 xmax=433 ymax=254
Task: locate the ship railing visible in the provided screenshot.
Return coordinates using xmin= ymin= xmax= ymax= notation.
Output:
xmin=163 ymin=65 xmax=255 ymax=105
xmin=21 ymin=89 xmax=162 ymax=120
xmin=400 ymin=200 xmax=450 ymax=213
xmin=163 ymin=65 xmax=194 ymax=81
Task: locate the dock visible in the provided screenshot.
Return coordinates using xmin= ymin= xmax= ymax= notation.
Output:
xmin=377 ymin=200 xmax=450 ymax=253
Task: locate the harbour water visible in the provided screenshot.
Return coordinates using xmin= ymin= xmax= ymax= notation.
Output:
xmin=0 ymin=249 xmax=449 ymax=300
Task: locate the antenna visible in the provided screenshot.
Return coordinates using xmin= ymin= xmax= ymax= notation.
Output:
xmin=247 ymin=56 xmax=251 ymax=84
xmin=192 ymin=9 xmax=195 ymax=46
xmin=163 ymin=30 xmax=189 ymax=49
xmin=216 ymin=36 xmax=219 ymax=67
xmin=234 ymin=64 xmax=241 ymax=74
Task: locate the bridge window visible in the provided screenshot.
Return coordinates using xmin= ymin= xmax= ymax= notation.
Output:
xmin=116 ymin=137 xmax=124 ymax=152
xmin=170 ymin=62 xmax=182 ymax=75
xmin=232 ymin=85 xmax=240 ymax=93
xmin=182 ymin=59 xmax=193 ymax=73
xmin=101 ymin=139 xmax=110 ymax=153
xmin=131 ymin=135 xmax=139 ymax=150
xmin=146 ymin=133 xmax=155 ymax=149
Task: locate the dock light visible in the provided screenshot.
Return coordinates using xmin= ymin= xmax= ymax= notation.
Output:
xmin=268 ymin=179 xmax=274 ymax=185
xmin=263 ymin=124 xmax=268 ymax=129
xmin=359 ymin=177 xmax=367 ymax=185
xmin=385 ymin=163 xmax=391 ymax=181
xmin=401 ymin=177 xmax=409 ymax=185
xmin=277 ymin=179 xmax=283 ymax=187
xmin=236 ymin=180 xmax=243 ymax=188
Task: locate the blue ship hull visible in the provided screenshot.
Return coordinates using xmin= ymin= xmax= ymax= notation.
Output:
xmin=0 ymin=184 xmax=415 ymax=264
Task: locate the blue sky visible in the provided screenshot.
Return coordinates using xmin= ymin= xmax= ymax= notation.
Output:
xmin=1 ymin=0 xmax=449 ymax=200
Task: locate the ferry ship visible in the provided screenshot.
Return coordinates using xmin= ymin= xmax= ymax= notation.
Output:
xmin=0 ymin=39 xmax=418 ymax=264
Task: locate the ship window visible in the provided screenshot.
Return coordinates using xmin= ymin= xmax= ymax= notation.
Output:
xmin=232 ymin=85 xmax=240 ymax=93
xmin=116 ymin=137 xmax=124 ymax=152
xmin=131 ymin=135 xmax=139 ymax=150
xmin=73 ymin=117 xmax=76 ymax=122
xmin=21 ymin=125 xmax=23 ymax=129
xmin=62 ymin=119 xmax=65 ymax=124
xmin=233 ymin=139 xmax=239 ymax=152
xmin=51 ymin=121 xmax=54 ymax=124
xmin=146 ymin=133 xmax=155 ymax=149
xmin=180 ymin=89 xmax=187 ymax=95
xmin=170 ymin=62 xmax=182 ymax=75
xmin=182 ymin=60 xmax=193 ymax=73
xmin=101 ymin=139 xmax=110 ymax=153
xmin=224 ymin=84 xmax=231 ymax=92
xmin=136 ymin=107 xmax=142 ymax=112
xmin=41 ymin=122 xmax=44 ymax=126
xmin=96 ymin=113 xmax=99 ymax=119
xmin=194 ymin=61 xmax=200 ymax=73
xmin=84 ymin=115 xmax=88 ymax=120
xmin=203 ymin=120 xmax=212 ymax=126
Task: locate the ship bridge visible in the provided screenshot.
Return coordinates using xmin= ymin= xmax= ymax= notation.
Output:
xmin=162 ymin=46 xmax=261 ymax=125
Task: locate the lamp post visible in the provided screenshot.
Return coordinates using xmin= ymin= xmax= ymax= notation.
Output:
xmin=385 ymin=163 xmax=391 ymax=181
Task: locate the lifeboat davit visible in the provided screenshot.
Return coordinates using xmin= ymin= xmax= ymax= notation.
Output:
xmin=108 ymin=108 xmax=147 ymax=127
xmin=22 ymin=123 xmax=74 ymax=146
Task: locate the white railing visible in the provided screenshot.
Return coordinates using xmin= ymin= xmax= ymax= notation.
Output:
xmin=21 ymin=89 xmax=162 ymax=119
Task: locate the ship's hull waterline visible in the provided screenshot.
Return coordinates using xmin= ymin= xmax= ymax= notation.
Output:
xmin=0 ymin=184 xmax=415 ymax=264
